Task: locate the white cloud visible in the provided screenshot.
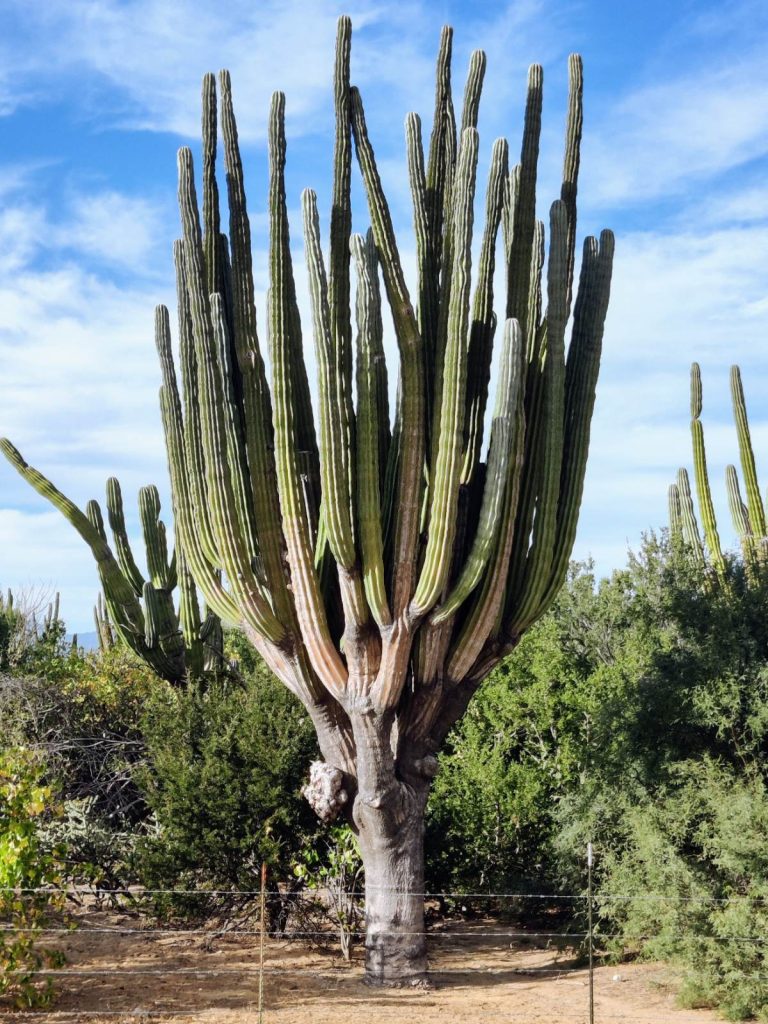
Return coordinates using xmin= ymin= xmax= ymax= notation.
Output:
xmin=586 ymin=46 xmax=768 ymax=207
xmin=56 ymin=192 xmax=167 ymax=269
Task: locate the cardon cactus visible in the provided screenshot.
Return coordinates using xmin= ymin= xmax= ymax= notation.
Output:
xmin=670 ymin=363 xmax=767 ymax=577
xmin=0 ymin=455 xmax=223 ymax=684
xmin=1 ymin=19 xmax=613 ymax=985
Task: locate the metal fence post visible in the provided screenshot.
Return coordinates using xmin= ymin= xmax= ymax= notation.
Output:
xmin=258 ymin=861 xmax=267 ymax=1024
xmin=588 ymin=841 xmax=595 ymax=1024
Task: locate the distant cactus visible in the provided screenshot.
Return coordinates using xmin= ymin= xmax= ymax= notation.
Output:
xmin=0 ymin=455 xmax=223 ymax=684
xmin=2 ymin=19 xmax=613 ymax=985
xmin=670 ymin=363 xmax=766 ymax=576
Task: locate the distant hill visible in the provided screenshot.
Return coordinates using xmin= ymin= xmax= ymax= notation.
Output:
xmin=69 ymin=631 xmax=99 ymax=652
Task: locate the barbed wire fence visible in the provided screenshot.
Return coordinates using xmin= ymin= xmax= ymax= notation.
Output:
xmin=2 ymin=847 xmax=768 ymax=1023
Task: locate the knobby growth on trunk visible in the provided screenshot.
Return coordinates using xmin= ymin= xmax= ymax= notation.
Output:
xmin=2 ymin=18 xmax=613 ymax=986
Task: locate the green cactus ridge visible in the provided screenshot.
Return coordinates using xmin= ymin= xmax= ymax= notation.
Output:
xmin=673 ymin=362 xmax=766 ymax=579
xmin=1 ymin=20 xmax=613 ymax=740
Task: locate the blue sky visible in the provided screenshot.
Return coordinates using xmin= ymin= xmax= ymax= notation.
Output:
xmin=1 ymin=0 xmax=767 ymax=631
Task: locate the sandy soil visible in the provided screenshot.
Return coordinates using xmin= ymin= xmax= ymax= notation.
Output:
xmin=0 ymin=910 xmax=723 ymax=1024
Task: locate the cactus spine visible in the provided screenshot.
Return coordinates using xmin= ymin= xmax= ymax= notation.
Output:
xmin=1 ymin=19 xmax=613 ymax=986
xmin=671 ymin=363 xmax=767 ymax=576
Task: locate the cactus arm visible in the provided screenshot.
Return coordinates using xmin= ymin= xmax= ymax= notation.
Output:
xmin=423 ymin=25 xmax=454 ymax=383
xmin=0 ymin=448 xmax=176 ymax=677
xmin=156 ymin=308 xmax=242 ymax=624
xmin=508 ymin=200 xmax=570 ymax=633
xmin=432 ymin=317 xmax=523 ymax=625
xmin=302 ymin=188 xmax=357 ymax=572
xmin=352 ymin=232 xmax=392 ymax=628
xmin=406 ymin=111 xmax=432 ymax=367
xmin=138 ymin=485 xmax=176 ymax=591
xmin=210 ymin=293 xmax=263 ymax=583
xmin=104 ymin=477 xmax=146 ymax=595
xmin=365 ymin=228 xmax=391 ymax=491
xmin=459 ymin=49 xmax=486 ymax=135
xmin=730 ymin=365 xmax=766 ymax=539
xmin=302 ymin=189 xmax=369 ymax=634
xmin=461 ymin=137 xmax=509 ymax=485
xmin=176 ymin=547 xmax=205 ymax=678
xmin=528 ymin=229 xmax=614 ymax=624
xmin=219 ymin=71 xmax=303 ymax=625
xmin=178 ymin=147 xmax=284 ymax=644
xmin=350 ymin=84 xmax=425 ymax=617
xmin=174 ymin=239 xmax=221 ymax=569
xmin=268 ymin=92 xmax=347 ymax=697
xmin=412 ymin=127 xmax=479 ymax=617
xmin=328 ymin=16 xmax=355 ymax=530
xmin=94 ymin=592 xmax=115 ymax=651
xmin=561 ymin=54 xmax=583 ymax=319
xmin=669 ymin=483 xmax=683 ymax=541
xmin=725 ymin=463 xmax=758 ymax=567
xmin=201 ymin=73 xmax=225 ymax=302
xmin=445 ymin=319 xmax=526 ymax=682
xmin=689 ymin=362 xmax=725 ymax=574
xmin=677 ymin=466 xmax=705 ymax=562
xmin=506 ymin=64 xmax=543 ymax=342
xmin=726 ymin=464 xmax=750 ymax=541
xmin=0 ymin=440 xmax=145 ymax=633
xmin=503 ymin=223 xmax=546 ymax=610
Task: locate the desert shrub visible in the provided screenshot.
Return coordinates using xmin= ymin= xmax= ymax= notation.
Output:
xmin=0 ymin=644 xmax=159 ymax=889
xmin=587 ymin=760 xmax=768 ymax=1020
xmin=0 ymin=748 xmax=66 ymax=1008
xmin=134 ymin=654 xmax=319 ymax=914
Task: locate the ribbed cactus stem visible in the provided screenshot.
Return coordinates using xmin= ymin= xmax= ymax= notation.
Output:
xmin=725 ymin=464 xmax=754 ymax=552
xmin=432 ymin=317 xmax=523 ymax=626
xmin=730 ymin=365 xmax=766 ymax=540
xmin=302 ymin=188 xmax=357 ymax=572
xmin=668 ymin=483 xmax=682 ymax=541
xmin=412 ymin=127 xmax=479 ymax=616
xmin=506 ymin=64 xmax=543 ymax=339
xmin=677 ymin=467 xmax=705 ymax=563
xmin=689 ymin=362 xmax=725 ymax=574
xmin=269 ymin=91 xmax=346 ymax=695
xmin=561 ymin=54 xmax=583 ymax=319
xmin=106 ymin=477 xmax=145 ymax=594
xmin=351 ymin=83 xmax=425 ymax=616
xmin=352 ymin=232 xmax=392 ymax=628
xmin=139 ymin=485 xmax=176 ymax=591
xmin=461 ymin=136 xmax=509 ymax=485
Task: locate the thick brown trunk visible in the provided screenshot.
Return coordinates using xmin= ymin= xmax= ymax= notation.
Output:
xmin=356 ymin=798 xmax=428 ymax=986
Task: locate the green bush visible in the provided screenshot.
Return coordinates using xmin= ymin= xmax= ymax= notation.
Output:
xmin=135 ymin=650 xmax=319 ymax=911
xmin=1 ymin=643 xmax=159 ymax=889
xmin=589 ymin=760 xmax=768 ymax=1020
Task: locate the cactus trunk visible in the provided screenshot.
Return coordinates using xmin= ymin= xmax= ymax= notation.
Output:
xmin=357 ymin=797 xmax=429 ymax=987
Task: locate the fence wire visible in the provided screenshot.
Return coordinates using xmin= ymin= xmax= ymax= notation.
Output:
xmin=2 ymin=877 xmax=765 ymax=1021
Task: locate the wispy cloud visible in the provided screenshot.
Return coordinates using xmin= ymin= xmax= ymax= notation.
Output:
xmin=1 ymin=0 xmax=768 ymax=629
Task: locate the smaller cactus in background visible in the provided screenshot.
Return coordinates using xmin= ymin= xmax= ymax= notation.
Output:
xmin=670 ymin=363 xmax=766 ymax=578
xmin=0 ymin=444 xmax=223 ymax=684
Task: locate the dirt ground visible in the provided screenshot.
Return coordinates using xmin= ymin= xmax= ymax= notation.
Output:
xmin=1 ymin=909 xmax=723 ymax=1024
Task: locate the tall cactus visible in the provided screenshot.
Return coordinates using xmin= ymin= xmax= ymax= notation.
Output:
xmin=670 ymin=363 xmax=767 ymax=577
xmin=0 ymin=454 xmax=223 ymax=684
xmin=1 ymin=19 xmax=613 ymax=985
